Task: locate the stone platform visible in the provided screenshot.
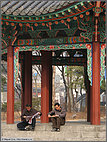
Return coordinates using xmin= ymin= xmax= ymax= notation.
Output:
xmin=1 ymin=120 xmax=106 ymax=141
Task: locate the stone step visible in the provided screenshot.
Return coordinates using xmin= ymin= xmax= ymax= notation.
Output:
xmin=1 ymin=122 xmax=106 ymax=131
xmin=2 ymin=131 xmax=106 ymax=141
xmin=1 ymin=121 xmax=106 ymax=141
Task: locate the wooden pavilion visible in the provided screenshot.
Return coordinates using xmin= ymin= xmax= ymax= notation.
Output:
xmin=1 ymin=1 xmax=106 ymax=125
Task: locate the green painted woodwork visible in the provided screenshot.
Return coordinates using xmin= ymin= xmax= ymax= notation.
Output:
xmin=99 ymin=16 xmax=106 ymax=42
xmin=2 ymin=24 xmax=17 ymax=49
xmin=2 ymin=13 xmax=105 ymax=51
xmin=100 ymin=43 xmax=106 ymax=86
xmin=78 ymin=17 xmax=94 ymax=42
xmin=13 ymin=37 xmax=88 ymax=47
xmin=13 ymin=44 xmax=92 ymax=87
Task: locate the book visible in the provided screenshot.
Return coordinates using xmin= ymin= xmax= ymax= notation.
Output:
xmin=25 ymin=112 xmax=40 ymax=124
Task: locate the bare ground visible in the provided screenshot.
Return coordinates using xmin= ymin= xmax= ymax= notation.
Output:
xmin=1 ymin=111 xmax=106 ymax=122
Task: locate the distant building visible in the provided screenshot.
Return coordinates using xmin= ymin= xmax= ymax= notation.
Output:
xmin=100 ymin=91 xmax=106 ymax=106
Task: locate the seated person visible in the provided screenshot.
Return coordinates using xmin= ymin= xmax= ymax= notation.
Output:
xmin=48 ymin=102 xmax=66 ymax=132
xmin=17 ymin=104 xmax=42 ymax=131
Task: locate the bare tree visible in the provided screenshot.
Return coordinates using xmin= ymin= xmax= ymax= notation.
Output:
xmin=52 ymin=66 xmax=55 ymax=109
xmin=57 ymin=66 xmax=68 ymax=111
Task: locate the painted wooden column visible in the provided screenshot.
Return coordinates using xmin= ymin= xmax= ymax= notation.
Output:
xmin=87 ymin=78 xmax=90 ymax=122
xmin=7 ymin=40 xmax=14 ymax=124
xmin=41 ymin=51 xmax=52 ymax=123
xmin=49 ymin=67 xmax=52 ymax=111
xmin=90 ymin=85 xmax=92 ymax=123
xmin=20 ymin=52 xmax=25 ymax=114
xmin=49 ymin=52 xmax=52 ymax=112
xmin=49 ymin=52 xmax=52 ymax=122
xmin=91 ymin=41 xmax=100 ymax=125
xmin=84 ymin=63 xmax=90 ymax=122
xmin=24 ymin=51 xmax=32 ymax=107
xmin=20 ymin=51 xmax=32 ymax=113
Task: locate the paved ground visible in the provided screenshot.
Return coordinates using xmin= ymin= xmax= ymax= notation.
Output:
xmin=1 ymin=120 xmax=106 ymax=141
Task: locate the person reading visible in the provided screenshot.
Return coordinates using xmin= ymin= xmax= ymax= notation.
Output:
xmin=48 ymin=103 xmax=66 ymax=132
xmin=17 ymin=104 xmax=42 ymax=131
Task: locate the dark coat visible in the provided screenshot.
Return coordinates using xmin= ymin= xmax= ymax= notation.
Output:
xmin=21 ymin=108 xmax=41 ymax=121
xmin=48 ymin=107 xmax=66 ymax=118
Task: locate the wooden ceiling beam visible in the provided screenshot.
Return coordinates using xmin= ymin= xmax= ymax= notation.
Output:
xmin=95 ymin=1 xmax=101 ymax=17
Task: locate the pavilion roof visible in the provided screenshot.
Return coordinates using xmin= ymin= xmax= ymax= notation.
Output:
xmin=1 ymin=1 xmax=98 ymax=24
xmin=1 ymin=1 xmax=106 ymax=50
xmin=1 ymin=1 xmax=106 ymax=23
xmin=1 ymin=1 xmax=75 ymax=16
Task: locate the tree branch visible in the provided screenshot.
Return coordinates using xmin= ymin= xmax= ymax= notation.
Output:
xmin=32 ymin=66 xmax=41 ymax=77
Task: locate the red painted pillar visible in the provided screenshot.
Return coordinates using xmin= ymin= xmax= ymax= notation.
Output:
xmin=20 ymin=52 xmax=25 ymax=114
xmin=7 ymin=41 xmax=14 ymax=124
xmin=49 ymin=53 xmax=52 ymax=112
xmin=87 ymin=79 xmax=90 ymax=122
xmin=90 ymin=86 xmax=92 ymax=122
xmin=91 ymin=42 xmax=100 ymax=125
xmin=41 ymin=51 xmax=52 ymax=123
xmin=20 ymin=51 xmax=32 ymax=113
xmin=24 ymin=51 xmax=32 ymax=108
xmin=49 ymin=53 xmax=52 ymax=122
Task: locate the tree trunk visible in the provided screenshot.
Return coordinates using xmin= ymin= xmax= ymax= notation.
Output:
xmin=85 ymin=92 xmax=87 ymax=112
xmin=35 ymin=76 xmax=38 ymax=97
xmin=71 ymin=88 xmax=74 ymax=111
xmin=75 ymin=86 xmax=78 ymax=112
xmin=80 ymin=87 xmax=83 ymax=112
xmin=67 ymin=74 xmax=71 ymax=112
xmin=57 ymin=65 xmax=67 ymax=111
xmin=52 ymin=66 xmax=55 ymax=109
xmin=62 ymin=66 xmax=67 ymax=111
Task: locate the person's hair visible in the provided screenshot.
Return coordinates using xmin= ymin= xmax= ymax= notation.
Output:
xmin=26 ymin=104 xmax=31 ymax=107
xmin=54 ymin=102 xmax=60 ymax=106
